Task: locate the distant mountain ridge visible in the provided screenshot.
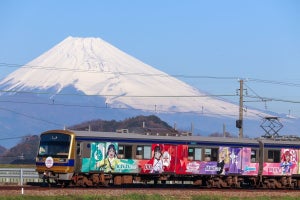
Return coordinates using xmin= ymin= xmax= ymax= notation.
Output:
xmin=68 ymin=115 xmax=181 ymax=138
xmin=0 ymin=36 xmax=298 ymax=148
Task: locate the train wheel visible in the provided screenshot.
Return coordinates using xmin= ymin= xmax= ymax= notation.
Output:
xmin=206 ymin=179 xmax=213 ymax=188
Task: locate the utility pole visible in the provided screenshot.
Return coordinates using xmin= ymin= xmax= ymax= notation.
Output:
xmin=238 ymin=79 xmax=244 ymax=138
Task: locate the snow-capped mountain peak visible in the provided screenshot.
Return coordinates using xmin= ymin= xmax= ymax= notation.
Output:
xmin=0 ymin=36 xmax=264 ymax=118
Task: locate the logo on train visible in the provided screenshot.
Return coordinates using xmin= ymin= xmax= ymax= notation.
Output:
xmin=45 ymin=156 xmax=54 ymax=168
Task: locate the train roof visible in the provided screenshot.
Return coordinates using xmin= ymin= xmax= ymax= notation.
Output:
xmin=68 ymin=129 xmax=259 ymax=147
xmin=258 ymin=137 xmax=300 ymax=148
xmin=42 ymin=129 xmax=300 ymax=148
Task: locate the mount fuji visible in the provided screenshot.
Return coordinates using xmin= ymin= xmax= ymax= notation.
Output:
xmin=0 ymin=37 xmax=298 ymax=148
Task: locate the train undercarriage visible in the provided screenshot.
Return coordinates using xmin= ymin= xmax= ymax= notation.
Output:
xmin=44 ymin=172 xmax=300 ymax=189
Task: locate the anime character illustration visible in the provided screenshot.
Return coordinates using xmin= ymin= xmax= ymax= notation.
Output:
xmin=96 ymin=143 xmax=120 ymax=173
xmin=162 ymin=149 xmax=177 ymax=172
xmin=152 ymin=145 xmax=164 ymax=173
xmin=281 ymin=150 xmax=293 ymax=175
xmin=93 ymin=143 xmax=105 ymax=161
xmin=162 ymin=151 xmax=171 ymax=169
xmin=217 ymin=147 xmax=229 ymax=175
xmin=86 ymin=142 xmax=105 ymax=171
xmin=148 ymin=145 xmax=164 ymax=173
xmin=228 ymin=148 xmax=242 ymax=173
xmin=176 ymin=145 xmax=188 ymax=174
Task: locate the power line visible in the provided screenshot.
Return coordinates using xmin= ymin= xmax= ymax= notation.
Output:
xmin=245 ymin=95 xmax=300 ymax=104
xmin=248 ymin=78 xmax=300 ymax=87
xmin=0 ymin=88 xmax=237 ymax=98
xmin=0 ymin=136 xmax=24 ymax=141
xmin=2 ymin=63 xmax=300 ymax=87
xmin=1 ymin=62 xmax=300 ymax=116
xmin=0 ymin=97 xmax=239 ymax=116
xmin=0 ymin=62 xmax=240 ymax=80
xmin=3 ymin=62 xmax=300 ymax=87
xmin=0 ymin=106 xmax=63 ymax=126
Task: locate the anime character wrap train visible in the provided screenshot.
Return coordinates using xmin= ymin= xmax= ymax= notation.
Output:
xmin=35 ymin=129 xmax=300 ymax=188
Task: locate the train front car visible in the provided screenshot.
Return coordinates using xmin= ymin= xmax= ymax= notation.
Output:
xmin=35 ymin=130 xmax=75 ymax=186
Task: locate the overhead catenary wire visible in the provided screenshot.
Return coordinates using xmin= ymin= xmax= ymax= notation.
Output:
xmin=0 ymin=98 xmax=239 ymax=117
xmin=1 ymin=62 xmax=300 ymax=102
xmin=0 ymin=62 xmax=240 ymax=79
xmin=0 ymin=136 xmax=26 ymax=141
xmin=0 ymin=62 xmax=300 ymax=126
xmin=2 ymin=62 xmax=300 ymax=87
xmin=0 ymin=106 xmax=63 ymax=126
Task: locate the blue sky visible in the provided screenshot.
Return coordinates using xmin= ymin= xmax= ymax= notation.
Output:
xmin=0 ymin=0 xmax=300 ymax=116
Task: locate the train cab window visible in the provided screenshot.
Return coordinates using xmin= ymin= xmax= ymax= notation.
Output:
xmin=204 ymin=148 xmax=218 ymax=161
xmin=135 ymin=145 xmax=151 ymax=160
xmin=188 ymin=147 xmax=202 ymax=161
xmin=251 ymin=149 xmax=258 ymax=162
xmin=267 ymin=150 xmax=280 ymax=163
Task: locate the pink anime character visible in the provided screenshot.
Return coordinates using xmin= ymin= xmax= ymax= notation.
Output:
xmin=280 ymin=150 xmax=293 ymax=175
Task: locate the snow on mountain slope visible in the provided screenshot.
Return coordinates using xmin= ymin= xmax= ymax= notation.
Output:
xmin=0 ymin=36 xmax=264 ymax=118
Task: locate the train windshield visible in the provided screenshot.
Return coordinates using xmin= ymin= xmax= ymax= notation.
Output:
xmin=38 ymin=133 xmax=71 ymax=158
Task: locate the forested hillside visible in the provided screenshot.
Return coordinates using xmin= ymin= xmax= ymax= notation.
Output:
xmin=0 ymin=115 xmax=176 ymax=164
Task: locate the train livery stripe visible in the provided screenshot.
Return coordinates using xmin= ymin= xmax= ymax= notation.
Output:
xmin=36 ymin=159 xmax=75 ymax=167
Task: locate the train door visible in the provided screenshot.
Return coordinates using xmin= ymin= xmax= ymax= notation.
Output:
xmin=213 ymin=147 xmax=243 ymax=175
xmin=241 ymin=147 xmax=259 ymax=175
xmin=75 ymin=141 xmax=91 ymax=173
xmin=227 ymin=147 xmax=242 ymax=174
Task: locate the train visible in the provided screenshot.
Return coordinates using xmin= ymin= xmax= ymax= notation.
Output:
xmin=35 ymin=129 xmax=300 ymax=188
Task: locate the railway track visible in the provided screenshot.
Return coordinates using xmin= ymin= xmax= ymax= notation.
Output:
xmin=1 ymin=185 xmax=300 ymax=198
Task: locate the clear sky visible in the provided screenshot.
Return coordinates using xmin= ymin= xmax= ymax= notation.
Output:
xmin=0 ymin=0 xmax=299 ymax=117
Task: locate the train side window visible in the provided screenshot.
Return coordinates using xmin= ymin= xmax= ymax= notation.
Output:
xmin=188 ymin=147 xmax=202 ymax=161
xmin=204 ymin=148 xmax=211 ymax=161
xmin=188 ymin=147 xmax=194 ymax=161
xmin=81 ymin=142 xmax=90 ymax=158
xmin=77 ymin=143 xmax=81 ymax=155
xmin=143 ymin=146 xmax=151 ymax=159
xmin=135 ymin=145 xmax=151 ymax=159
xmin=204 ymin=148 xmax=217 ymax=161
xmin=195 ymin=148 xmax=202 ymax=161
xmin=136 ymin=146 xmax=143 ymax=159
xmin=118 ymin=145 xmax=124 ymax=159
xmin=211 ymin=148 xmax=218 ymax=161
xmin=124 ymin=145 xmax=132 ymax=159
xmin=251 ymin=149 xmax=257 ymax=162
xmin=118 ymin=145 xmax=132 ymax=159
xmin=268 ymin=150 xmax=280 ymax=163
